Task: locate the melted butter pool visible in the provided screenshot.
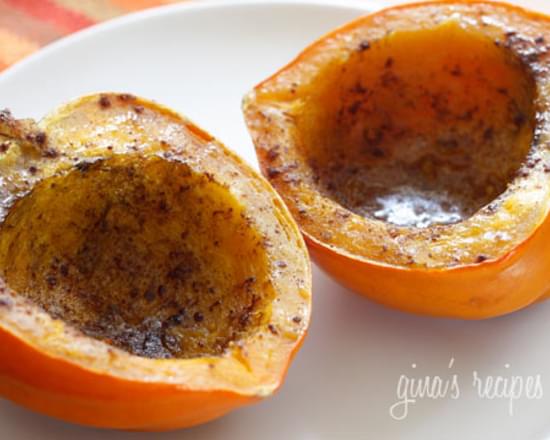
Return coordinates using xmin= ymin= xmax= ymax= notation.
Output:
xmin=370 ymin=186 xmax=464 ymax=228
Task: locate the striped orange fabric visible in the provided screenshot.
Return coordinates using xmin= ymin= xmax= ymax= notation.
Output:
xmin=0 ymin=0 xmax=186 ymax=71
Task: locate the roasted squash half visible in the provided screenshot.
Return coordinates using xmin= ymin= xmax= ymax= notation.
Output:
xmin=0 ymin=93 xmax=311 ymax=430
xmin=243 ymin=1 xmax=550 ymax=319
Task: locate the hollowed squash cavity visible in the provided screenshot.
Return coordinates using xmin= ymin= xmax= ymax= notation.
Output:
xmin=301 ymin=23 xmax=536 ymax=228
xmin=244 ymin=1 xmax=550 ymax=318
xmin=0 ymin=156 xmax=272 ymax=359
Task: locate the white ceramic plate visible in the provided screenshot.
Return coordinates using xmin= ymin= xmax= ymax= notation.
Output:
xmin=1 ymin=1 xmax=550 ymax=439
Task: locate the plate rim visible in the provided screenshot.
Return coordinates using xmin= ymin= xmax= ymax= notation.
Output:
xmin=0 ymin=0 xmax=382 ymax=84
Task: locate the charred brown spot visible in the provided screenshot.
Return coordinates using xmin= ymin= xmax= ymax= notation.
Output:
xmin=25 ymin=131 xmax=47 ymax=146
xmin=513 ymin=112 xmax=527 ymax=128
xmin=193 ymin=312 xmax=204 ymax=322
xmin=99 ymin=95 xmax=111 ymax=108
xmin=75 ymin=161 xmax=94 ymax=172
xmin=144 ymin=290 xmax=156 ymax=302
xmin=476 ymin=255 xmax=488 ymax=263
xmin=59 ymin=264 xmax=69 ymax=277
xmin=483 ymin=127 xmax=494 ymax=141
xmin=42 ymin=148 xmax=58 ymax=158
xmin=118 ymin=93 xmax=136 ymax=102
xmin=46 ymin=275 xmax=57 ymax=288
xmin=525 ymin=157 xmax=541 ymax=169
xmin=35 ymin=132 xmax=46 ymax=145
xmin=266 ymin=148 xmax=280 ymax=162
xmin=348 ymin=101 xmax=362 ymax=115
xmin=268 ymin=324 xmax=278 ymax=335
xmin=358 ymin=40 xmax=371 ymax=51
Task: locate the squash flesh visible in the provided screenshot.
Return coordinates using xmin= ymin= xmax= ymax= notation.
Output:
xmin=245 ymin=1 xmax=550 ymax=269
xmin=0 ymin=155 xmax=272 ymax=359
xmin=301 ymin=22 xmax=535 ymax=228
xmin=243 ymin=0 xmax=550 ymax=318
xmin=0 ymin=93 xmax=311 ymax=429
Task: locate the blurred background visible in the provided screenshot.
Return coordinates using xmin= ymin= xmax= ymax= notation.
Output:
xmin=0 ymin=0 xmax=548 ymax=72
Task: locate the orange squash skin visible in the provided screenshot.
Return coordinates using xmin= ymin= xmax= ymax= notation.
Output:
xmin=0 ymin=94 xmax=312 ymax=430
xmin=0 ymin=327 xmax=254 ymax=431
xmin=244 ymin=1 xmax=550 ymax=319
xmin=305 ymin=226 xmax=549 ymax=319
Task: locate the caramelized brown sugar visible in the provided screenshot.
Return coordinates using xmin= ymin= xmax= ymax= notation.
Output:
xmin=0 ymin=156 xmax=272 ymax=359
xmin=244 ymin=2 xmax=550 ymax=269
xmin=300 ymin=22 xmax=536 ymax=228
